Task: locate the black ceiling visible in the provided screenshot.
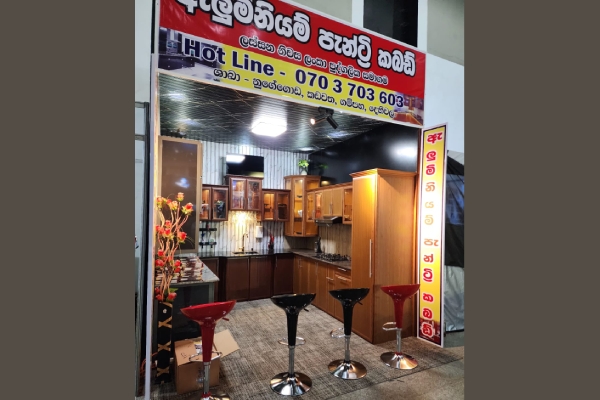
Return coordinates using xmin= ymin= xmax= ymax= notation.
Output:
xmin=158 ymin=73 xmax=389 ymax=153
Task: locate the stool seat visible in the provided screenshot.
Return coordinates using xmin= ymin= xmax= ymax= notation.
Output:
xmin=181 ymin=301 xmax=236 ymax=400
xmin=380 ymin=284 xmax=420 ymax=370
xmin=270 ymin=293 xmax=316 ymax=396
xmin=328 ymin=288 xmax=370 ymax=380
xmin=271 ymin=293 xmax=316 ymax=314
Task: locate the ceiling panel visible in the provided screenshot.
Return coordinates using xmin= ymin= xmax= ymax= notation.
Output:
xmin=158 ymin=73 xmax=388 ymax=153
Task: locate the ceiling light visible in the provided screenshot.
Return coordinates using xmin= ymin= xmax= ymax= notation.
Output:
xmin=251 ymin=118 xmax=287 ymax=137
xmin=167 ymin=92 xmax=186 ymax=101
xmin=326 ymin=116 xmax=338 ymax=129
xmin=226 ymin=154 xmax=246 ymax=163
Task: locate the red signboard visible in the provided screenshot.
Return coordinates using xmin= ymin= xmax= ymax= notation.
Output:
xmin=158 ymin=0 xmax=427 ymax=125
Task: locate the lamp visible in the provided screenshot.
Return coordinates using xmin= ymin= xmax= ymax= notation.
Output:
xmin=310 ymin=107 xmax=338 ymax=129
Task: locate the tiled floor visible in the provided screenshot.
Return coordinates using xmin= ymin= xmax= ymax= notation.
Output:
xmin=327 ymin=331 xmax=464 ymax=400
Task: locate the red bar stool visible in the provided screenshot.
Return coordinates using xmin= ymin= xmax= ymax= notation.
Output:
xmin=380 ymin=284 xmax=420 ymax=369
xmin=328 ymin=288 xmax=370 ymax=379
xmin=270 ymin=293 xmax=316 ymax=396
xmin=180 ymin=300 xmax=236 ymax=400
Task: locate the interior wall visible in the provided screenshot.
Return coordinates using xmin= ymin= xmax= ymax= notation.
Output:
xmin=424 ymin=54 xmax=464 ymax=154
xmin=427 ymin=0 xmax=464 ymax=66
xmin=287 ymin=0 xmax=353 ymax=23
xmin=135 ymin=0 xmax=152 ymax=103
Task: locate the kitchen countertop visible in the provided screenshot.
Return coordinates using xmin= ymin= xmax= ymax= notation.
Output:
xmin=197 ymin=249 xmax=351 ymax=270
xmin=155 ymin=262 xmax=219 ymax=287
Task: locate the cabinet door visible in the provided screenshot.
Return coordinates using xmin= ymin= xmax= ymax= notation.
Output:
xmin=307 ymin=260 xmax=318 ymax=303
xmin=299 ymin=257 xmax=311 ymax=294
xmin=225 ymin=258 xmax=250 ymax=301
xmin=304 ymin=192 xmax=318 ymax=236
xmin=229 ymin=177 xmax=246 ymax=211
xmin=293 ymin=257 xmax=302 ymax=294
xmin=350 ymin=174 xmax=375 ymax=341
xmin=292 ymin=178 xmax=305 ymax=235
xmin=212 ymin=187 xmax=228 ymax=221
xmin=343 ymin=187 xmax=352 ymax=224
xmin=334 ymin=272 xmax=352 ymax=321
xmin=284 ymin=179 xmax=293 ymax=236
xmin=331 ymin=187 xmax=343 ymax=216
xmin=249 ymin=256 xmax=273 ymax=300
xmin=200 ymin=258 xmax=219 ymax=301
xmin=322 ymin=190 xmax=333 ymax=216
xmin=274 ymin=254 xmax=294 ymax=295
xmin=200 ymin=188 xmax=211 ymax=221
xmin=263 ymin=191 xmax=275 ymax=221
xmin=325 ymin=266 xmax=336 ymax=316
xmin=315 ymin=191 xmax=323 ymax=219
xmin=246 ymin=178 xmax=262 ymax=211
xmin=275 ymin=192 xmax=290 ymax=221
xmin=316 ymin=262 xmax=328 ymax=311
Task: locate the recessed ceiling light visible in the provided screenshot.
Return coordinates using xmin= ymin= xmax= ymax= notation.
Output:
xmin=167 ymin=92 xmax=186 ymax=101
xmin=251 ymin=118 xmax=287 ymax=137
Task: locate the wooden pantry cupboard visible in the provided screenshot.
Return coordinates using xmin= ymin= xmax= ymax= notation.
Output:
xmin=350 ymin=169 xmax=418 ymax=344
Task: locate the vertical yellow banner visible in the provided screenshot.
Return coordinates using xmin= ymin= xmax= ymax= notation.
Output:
xmin=417 ymin=124 xmax=447 ymax=347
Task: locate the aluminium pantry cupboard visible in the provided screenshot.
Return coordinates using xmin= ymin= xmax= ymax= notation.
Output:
xmin=350 ymin=169 xmax=418 ymax=344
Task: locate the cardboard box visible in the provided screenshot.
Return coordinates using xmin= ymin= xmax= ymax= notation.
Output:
xmin=173 ymin=329 xmax=239 ymax=395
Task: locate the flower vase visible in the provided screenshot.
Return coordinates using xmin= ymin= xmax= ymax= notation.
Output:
xmin=300 ymin=168 xmax=308 ymax=175
xmin=155 ymin=301 xmax=173 ymax=384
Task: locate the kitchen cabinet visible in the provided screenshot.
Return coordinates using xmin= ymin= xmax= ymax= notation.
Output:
xmin=325 ymin=266 xmax=336 ymax=316
xmin=249 ymin=256 xmax=273 ymax=300
xmin=227 ymin=175 xmax=263 ymax=212
xmin=284 ymin=175 xmax=320 ymax=237
xmin=199 ymin=185 xmax=229 ymax=221
xmin=343 ymin=186 xmax=352 ymax=225
xmin=261 ymin=189 xmax=290 ymax=222
xmin=293 ymin=256 xmax=310 ymax=294
xmin=311 ymin=184 xmax=348 ymax=218
xmin=199 ymin=257 xmax=220 ymax=301
xmin=315 ymin=261 xmax=328 ymax=310
xmin=350 ymin=168 xmax=417 ymax=344
xmin=333 ymin=267 xmax=352 ymax=322
xmin=223 ymin=257 xmax=250 ymax=301
xmin=273 ymin=254 xmax=294 ymax=295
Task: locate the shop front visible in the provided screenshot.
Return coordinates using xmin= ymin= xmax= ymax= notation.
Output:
xmin=136 ymin=1 xmax=451 ymax=398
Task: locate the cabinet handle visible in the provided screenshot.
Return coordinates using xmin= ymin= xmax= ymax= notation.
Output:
xmin=337 ymin=268 xmax=347 ymax=272
xmin=369 ymin=239 xmax=372 ymax=278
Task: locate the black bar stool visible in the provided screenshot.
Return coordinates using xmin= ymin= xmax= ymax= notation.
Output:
xmin=380 ymin=284 xmax=420 ymax=369
xmin=328 ymin=288 xmax=370 ymax=380
xmin=270 ymin=293 xmax=316 ymax=396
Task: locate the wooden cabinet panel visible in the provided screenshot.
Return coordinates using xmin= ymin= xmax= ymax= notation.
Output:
xmin=261 ymin=189 xmax=290 ymax=222
xmin=325 ymin=266 xmax=336 ymax=316
xmin=249 ymin=256 xmax=273 ymax=300
xmin=200 ymin=257 xmax=220 ymax=301
xmin=199 ymin=185 xmax=229 ymax=221
xmin=331 ymin=187 xmax=343 ymax=216
xmin=307 ymin=260 xmax=318 ymax=304
xmin=343 ymin=187 xmax=352 ymax=224
xmin=224 ymin=257 xmax=250 ymax=301
xmin=284 ymin=175 xmax=320 ymax=237
xmin=227 ymin=175 xmax=263 ymax=212
xmin=273 ymin=254 xmax=294 ymax=295
xmin=315 ymin=262 xmax=328 ymax=310
xmin=293 ymin=256 xmax=310 ymax=294
xmin=350 ymin=169 xmax=417 ymax=344
xmin=334 ymin=270 xmax=352 ymax=322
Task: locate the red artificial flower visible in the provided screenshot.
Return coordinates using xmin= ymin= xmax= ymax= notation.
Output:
xmin=167 ymin=292 xmax=177 ymax=301
xmin=177 ymin=192 xmax=184 ymax=201
xmin=164 ymin=220 xmax=172 ymax=228
xmin=169 ymin=200 xmax=179 ymax=211
xmin=162 ymin=228 xmax=172 ymax=238
xmin=156 ymin=294 xmax=163 ymax=301
xmin=174 ymin=259 xmax=182 ymax=267
xmin=156 ymin=197 xmax=165 ymax=208
xmin=155 ymin=259 xmax=165 ymax=268
xmin=154 ymin=287 xmax=160 ymax=294
xmin=155 ymin=225 xmax=163 ymax=234
xmin=157 ymin=250 xmax=165 ymax=258
xmin=174 ymin=267 xmax=181 ymax=273
xmin=182 ymin=203 xmax=194 ymax=215
xmin=177 ymin=232 xmax=187 ymax=243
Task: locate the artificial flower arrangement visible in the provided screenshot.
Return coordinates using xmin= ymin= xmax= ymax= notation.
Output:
xmin=154 ymin=192 xmax=194 ymax=303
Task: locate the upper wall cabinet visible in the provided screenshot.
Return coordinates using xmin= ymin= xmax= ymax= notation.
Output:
xmin=260 ymin=189 xmax=290 ymax=222
xmin=284 ymin=175 xmax=321 ymax=237
xmin=158 ymin=137 xmax=203 ymax=254
xmin=200 ymin=184 xmax=229 ymax=221
xmin=226 ymin=175 xmax=263 ymax=212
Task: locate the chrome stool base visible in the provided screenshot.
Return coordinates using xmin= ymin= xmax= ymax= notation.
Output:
xmin=197 ymin=394 xmax=231 ymax=400
xmin=328 ymin=359 xmax=367 ymax=379
xmin=380 ymin=352 xmax=418 ymax=370
xmin=270 ymin=372 xmax=312 ymax=396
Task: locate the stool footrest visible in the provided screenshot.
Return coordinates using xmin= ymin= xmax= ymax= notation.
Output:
xmin=330 ymin=327 xmax=345 ymax=338
xmin=382 ymin=322 xmax=398 ymax=331
xmin=277 ymin=336 xmax=305 ymax=346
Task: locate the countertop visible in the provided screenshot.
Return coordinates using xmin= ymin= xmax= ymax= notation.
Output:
xmin=155 ymin=261 xmax=220 ymax=288
xmin=197 ymin=248 xmax=351 ymax=270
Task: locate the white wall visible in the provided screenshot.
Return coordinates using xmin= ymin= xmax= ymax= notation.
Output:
xmin=135 ymin=0 xmax=153 ymax=103
xmin=427 ymin=0 xmax=464 ymax=66
xmin=287 ymin=0 xmax=353 ymax=23
xmin=424 ymin=54 xmax=464 ymax=154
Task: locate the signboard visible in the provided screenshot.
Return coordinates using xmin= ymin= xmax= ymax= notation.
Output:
xmin=158 ymin=0 xmax=426 ymax=126
xmin=416 ymin=124 xmax=448 ymax=347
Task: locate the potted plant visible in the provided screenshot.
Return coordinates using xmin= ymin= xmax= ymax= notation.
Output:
xmin=154 ymin=192 xmax=194 ymax=383
xmin=298 ymin=159 xmax=309 ymax=175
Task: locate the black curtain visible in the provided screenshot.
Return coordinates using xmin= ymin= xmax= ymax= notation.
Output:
xmin=445 ymin=156 xmax=464 ymax=268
